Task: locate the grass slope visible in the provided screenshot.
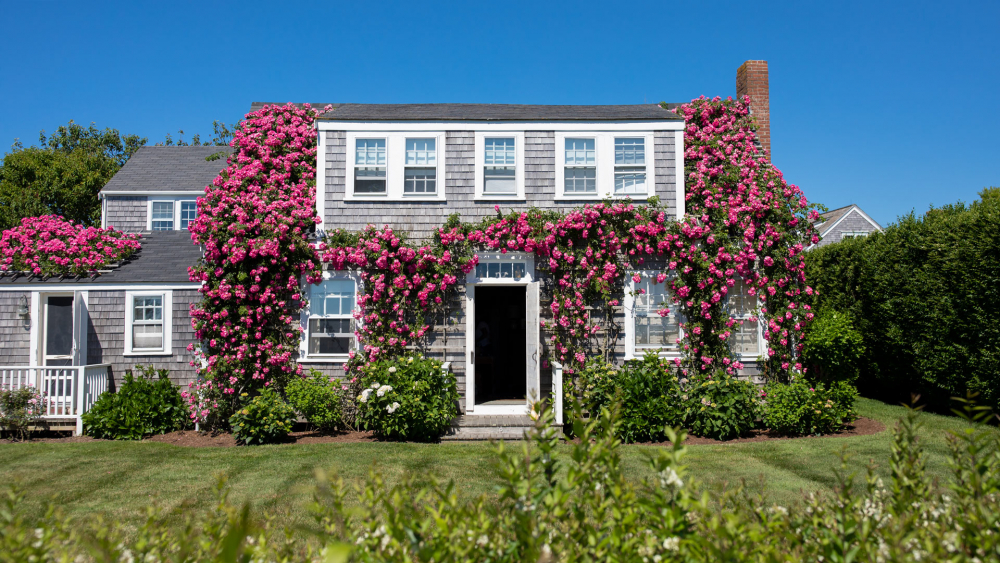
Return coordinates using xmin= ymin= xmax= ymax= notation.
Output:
xmin=0 ymin=398 xmax=993 ymax=528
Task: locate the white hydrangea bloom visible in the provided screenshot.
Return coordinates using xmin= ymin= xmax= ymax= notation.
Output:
xmin=388 ymin=366 xmax=397 ymax=373
xmin=387 ymin=401 xmax=400 ymax=414
xmin=377 ymin=384 xmax=393 ymax=397
xmin=358 ymin=389 xmax=371 ymax=403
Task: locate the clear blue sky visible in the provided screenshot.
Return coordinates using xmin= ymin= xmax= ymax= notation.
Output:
xmin=1 ymin=0 xmax=996 ymax=227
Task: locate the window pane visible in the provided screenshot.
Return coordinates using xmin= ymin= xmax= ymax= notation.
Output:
xmin=404 ymin=168 xmax=437 ymax=194
xmin=565 ymin=138 xmax=595 ymax=165
xmin=484 ymin=166 xmax=516 ymax=194
xmin=308 ymin=318 xmax=353 ymax=355
xmin=151 ymin=202 xmax=174 ymax=231
xmin=615 ymin=138 xmax=645 ymax=165
xmin=614 ymin=168 xmax=647 ymax=194
xmin=732 ymin=320 xmax=759 ymax=355
xmin=485 ymin=138 xmax=515 ymax=165
xmin=133 ymin=296 xmax=162 ymax=322
xmin=355 ymin=167 xmax=387 ymax=193
xmin=564 ymin=167 xmax=596 ymax=193
xmin=727 ymin=278 xmax=757 ymax=317
xmin=310 ymin=280 xmax=355 ymax=317
xmin=634 ymin=278 xmax=679 ymax=349
xmin=133 ymin=323 xmax=163 ymax=350
xmin=180 ymin=201 xmax=197 ymax=229
xmin=405 ymin=138 xmax=436 ymax=165
xmin=355 ymin=139 xmax=386 ymax=165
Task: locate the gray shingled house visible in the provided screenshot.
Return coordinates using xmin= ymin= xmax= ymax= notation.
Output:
xmin=810 ymin=204 xmax=883 ymax=248
xmin=1 ymin=62 xmax=781 ymax=435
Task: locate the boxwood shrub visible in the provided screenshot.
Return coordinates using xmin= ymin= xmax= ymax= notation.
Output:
xmin=82 ymin=365 xmax=187 ymax=440
xmin=762 ymin=380 xmax=858 ymax=436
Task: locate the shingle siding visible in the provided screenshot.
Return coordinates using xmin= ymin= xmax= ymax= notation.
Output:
xmin=105 ymin=196 xmax=147 ymax=232
xmin=0 ymin=292 xmax=31 ymax=365
xmin=86 ymin=290 xmax=200 ymax=387
xmin=815 ymin=208 xmax=881 ymax=248
xmin=323 ymin=130 xmax=678 ymax=241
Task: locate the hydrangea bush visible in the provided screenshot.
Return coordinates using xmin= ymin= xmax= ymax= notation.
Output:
xmin=354 ymin=354 xmax=459 ymax=441
xmin=187 ymin=103 xmax=330 ymax=422
xmin=0 ymin=215 xmax=140 ymax=277
xmin=228 ymin=388 xmax=296 ymax=445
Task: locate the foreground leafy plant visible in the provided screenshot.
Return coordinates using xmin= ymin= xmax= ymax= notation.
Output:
xmin=82 ymin=366 xmax=187 ymax=440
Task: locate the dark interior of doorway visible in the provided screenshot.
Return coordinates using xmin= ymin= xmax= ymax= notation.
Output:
xmin=474 ymin=286 xmax=526 ymax=405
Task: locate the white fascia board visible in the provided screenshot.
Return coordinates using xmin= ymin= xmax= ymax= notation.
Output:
xmin=318 ymin=120 xmax=685 ymax=132
xmin=101 ymin=191 xmax=205 ymax=196
xmin=0 ymin=283 xmax=200 ymax=292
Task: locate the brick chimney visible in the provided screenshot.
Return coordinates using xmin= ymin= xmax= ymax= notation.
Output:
xmin=736 ymin=60 xmax=770 ymax=160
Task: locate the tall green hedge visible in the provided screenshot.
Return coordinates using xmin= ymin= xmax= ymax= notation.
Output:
xmin=805 ymin=188 xmax=1000 ymax=412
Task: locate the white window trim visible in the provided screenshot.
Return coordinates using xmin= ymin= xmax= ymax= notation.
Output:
xmin=555 ymin=132 xmax=656 ymax=201
xmin=344 ymin=132 xmax=446 ymax=202
xmin=124 ymin=290 xmax=173 ymax=356
xmin=623 ymin=272 xmax=682 ymax=360
xmin=474 ymin=132 xmax=526 ymax=200
xmin=147 ymin=197 xmax=198 ymax=231
xmin=299 ymin=271 xmax=360 ymax=363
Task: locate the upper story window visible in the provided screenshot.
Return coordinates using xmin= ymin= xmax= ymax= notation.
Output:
xmin=404 ymin=138 xmax=437 ymax=195
xmin=629 ymin=275 xmax=681 ymax=357
xmin=345 ymin=133 xmax=445 ymax=201
xmin=556 ymin=133 xmax=655 ymax=200
xmin=125 ymin=290 xmax=173 ymax=355
xmin=148 ymin=199 xmax=197 ymax=231
xmin=483 ymin=137 xmax=516 ymax=195
xmin=307 ymin=278 xmax=356 ymax=357
xmin=354 ymin=138 xmax=387 ymax=194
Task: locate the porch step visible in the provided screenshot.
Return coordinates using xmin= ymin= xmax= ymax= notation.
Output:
xmin=28 ymin=418 xmax=77 ymax=432
xmin=442 ymin=415 xmax=536 ymax=441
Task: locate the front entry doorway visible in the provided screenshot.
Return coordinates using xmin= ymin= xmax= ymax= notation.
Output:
xmin=473 ymin=286 xmax=526 ymax=406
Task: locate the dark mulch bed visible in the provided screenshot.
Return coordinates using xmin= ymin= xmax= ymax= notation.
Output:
xmin=637 ymin=417 xmax=886 ymax=446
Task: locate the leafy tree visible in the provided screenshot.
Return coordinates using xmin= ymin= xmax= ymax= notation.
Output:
xmin=0 ymin=121 xmax=145 ymax=229
xmin=155 ymin=121 xmax=235 ymax=147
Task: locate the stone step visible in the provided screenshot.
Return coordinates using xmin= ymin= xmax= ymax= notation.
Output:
xmin=441 ymin=415 xmax=537 ymax=441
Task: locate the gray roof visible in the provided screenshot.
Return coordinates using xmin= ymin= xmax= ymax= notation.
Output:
xmin=250 ymin=102 xmax=684 ymax=122
xmin=101 ymin=146 xmax=232 ymax=194
xmin=0 ymin=231 xmax=202 ymax=285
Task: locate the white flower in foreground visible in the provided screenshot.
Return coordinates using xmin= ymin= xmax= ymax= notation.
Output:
xmin=658 ymin=466 xmax=683 ymax=490
xmin=377 ymin=384 xmax=393 ymax=397
xmin=388 ymin=366 xmax=397 ymax=373
xmin=662 ymin=537 xmax=680 ymax=551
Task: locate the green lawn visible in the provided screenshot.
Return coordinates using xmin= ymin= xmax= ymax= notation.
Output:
xmin=0 ymin=398 xmax=992 ymax=528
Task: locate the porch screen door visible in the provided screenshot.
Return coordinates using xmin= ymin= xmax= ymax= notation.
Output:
xmin=44 ymin=295 xmax=74 ymax=366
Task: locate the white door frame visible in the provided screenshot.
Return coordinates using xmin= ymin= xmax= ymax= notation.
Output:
xmin=465 ymin=253 xmax=539 ymax=416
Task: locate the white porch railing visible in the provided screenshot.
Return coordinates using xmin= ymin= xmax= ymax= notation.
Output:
xmin=0 ymin=364 xmax=112 ymax=435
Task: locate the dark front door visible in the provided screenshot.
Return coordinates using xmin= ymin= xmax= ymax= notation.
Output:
xmin=44 ymin=295 xmax=74 ymax=366
xmin=474 ymin=286 xmax=527 ymax=405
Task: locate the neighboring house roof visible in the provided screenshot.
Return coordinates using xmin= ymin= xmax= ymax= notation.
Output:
xmin=814 ymin=204 xmax=884 ymax=238
xmin=100 ymin=146 xmax=232 ymax=194
xmin=0 ymin=231 xmax=201 ymax=285
xmin=249 ymin=102 xmax=684 ymax=122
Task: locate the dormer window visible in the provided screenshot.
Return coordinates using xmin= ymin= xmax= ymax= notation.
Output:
xmin=151 ymin=202 xmax=174 ymax=231
xmin=354 ymin=138 xmax=387 ymax=194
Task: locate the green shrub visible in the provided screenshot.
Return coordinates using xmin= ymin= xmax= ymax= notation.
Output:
xmin=579 ymin=352 xmax=685 ymax=442
xmin=805 ymin=187 xmax=1000 ymax=412
xmin=762 ymin=380 xmax=858 ymax=435
xmin=286 ymin=371 xmax=345 ymax=432
xmin=355 ymin=354 xmax=458 ymax=441
xmin=228 ymin=387 xmax=296 ymax=445
xmin=0 ymin=385 xmax=45 ymax=441
xmin=802 ymin=308 xmax=865 ymax=384
xmin=684 ymin=374 xmax=760 ymax=440
xmin=82 ymin=366 xmax=187 ymax=440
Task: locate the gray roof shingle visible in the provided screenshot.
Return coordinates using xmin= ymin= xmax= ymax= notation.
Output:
xmin=0 ymin=231 xmax=202 ymax=285
xmin=249 ymin=102 xmax=684 ymax=122
xmin=101 ymin=146 xmax=232 ymax=194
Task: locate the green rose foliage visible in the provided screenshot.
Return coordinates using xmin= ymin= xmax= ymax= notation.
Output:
xmin=579 ymin=352 xmax=685 ymax=442
xmin=229 ymin=388 xmax=296 ymax=445
xmin=684 ymin=374 xmax=760 ymax=440
xmin=82 ymin=366 xmax=187 ymax=440
xmin=802 ymin=309 xmax=865 ymax=385
xmin=763 ymin=380 xmax=859 ymax=436
xmin=286 ymin=370 xmax=345 ymax=432
xmin=355 ymin=354 xmax=459 ymax=441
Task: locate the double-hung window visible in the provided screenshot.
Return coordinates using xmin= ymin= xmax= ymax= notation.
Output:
xmin=484 ymin=137 xmax=516 ymax=195
xmin=151 ymin=202 xmax=174 ymax=230
xmin=308 ymin=279 xmax=356 ymax=357
xmin=125 ymin=291 xmax=172 ymax=355
xmin=632 ymin=275 xmax=680 ymax=354
xmin=614 ymin=138 xmax=647 ymax=195
xmin=564 ymin=138 xmax=596 ymax=194
xmin=180 ymin=201 xmax=197 ymax=229
xmin=354 ymin=139 xmax=387 ymax=194
xmin=404 ymin=138 xmax=436 ymax=195
xmin=728 ymin=278 xmax=761 ymax=356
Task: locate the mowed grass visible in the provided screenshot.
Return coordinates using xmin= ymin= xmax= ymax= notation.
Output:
xmin=0 ymin=398 xmax=994 ymax=528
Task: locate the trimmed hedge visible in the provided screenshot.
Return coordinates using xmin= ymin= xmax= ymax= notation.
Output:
xmin=805 ymin=188 xmax=1000 ymax=411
